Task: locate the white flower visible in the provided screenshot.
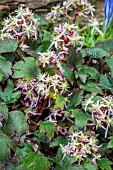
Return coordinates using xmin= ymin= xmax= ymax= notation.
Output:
xmin=89 ymin=18 xmax=103 ymax=35
xmin=84 ymin=95 xmax=94 ymax=111
xmin=85 ymin=3 xmax=95 ymax=16
xmin=102 ymin=96 xmax=113 ymax=109
xmin=51 ymin=35 xmax=64 ymax=49
xmin=92 ymin=100 xmax=102 ymax=111
xmin=37 ymin=73 xmax=47 ymax=82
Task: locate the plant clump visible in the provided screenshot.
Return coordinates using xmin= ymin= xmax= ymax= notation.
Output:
xmin=0 ymin=0 xmax=113 ymax=169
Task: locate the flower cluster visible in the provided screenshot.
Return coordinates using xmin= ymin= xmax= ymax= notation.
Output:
xmin=84 ymin=95 xmax=113 ymax=138
xmin=60 ymin=131 xmax=101 ymax=164
xmin=46 ymin=0 xmax=103 ymax=36
xmin=14 ymin=73 xmax=69 ymax=115
xmin=37 ymin=73 xmax=69 ymax=96
xmin=38 ymin=50 xmax=66 ymax=70
xmin=41 ymin=0 xmax=103 ymax=66
xmin=0 ymin=7 xmax=39 ymax=50
xmin=38 ymin=22 xmax=82 ymax=69
xmin=14 ymin=78 xmax=39 ymax=115
xmin=50 ymin=23 xmax=83 ymax=52
xmin=46 ymin=0 xmax=95 ymax=23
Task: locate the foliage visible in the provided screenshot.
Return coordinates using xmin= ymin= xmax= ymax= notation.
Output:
xmin=15 ymin=152 xmax=50 ymax=170
xmin=0 ymin=39 xmax=18 ymax=54
xmin=0 ymin=133 xmax=15 ymax=161
xmin=0 ymin=0 xmax=113 ymax=169
xmin=3 ymin=110 xmax=27 ymax=137
xmin=0 ymin=80 xmax=21 ymax=104
xmin=0 ymin=55 xmax=12 ymax=80
xmin=39 ymin=120 xmax=57 ymax=140
xmin=13 ymin=57 xmax=40 ymax=80
xmin=97 ymin=158 xmax=112 ymax=170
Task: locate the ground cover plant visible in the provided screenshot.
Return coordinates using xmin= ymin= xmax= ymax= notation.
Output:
xmin=0 ymin=0 xmax=113 ymax=169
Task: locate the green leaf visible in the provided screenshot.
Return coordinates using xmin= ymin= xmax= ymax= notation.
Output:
xmin=13 ymin=57 xmax=40 ymax=80
xmin=26 ymin=49 xmax=39 ymax=58
xmin=107 ymin=136 xmax=113 ymax=148
xmin=0 ymin=80 xmax=21 ymax=104
xmin=0 ymin=133 xmax=15 ymax=161
xmin=43 ymin=30 xmax=52 ymax=41
xmin=66 ymin=90 xmax=83 ymax=110
xmin=82 ymin=158 xmax=98 ymax=170
xmin=15 ymin=165 xmax=28 ymax=170
xmin=0 ymin=55 xmax=12 ymax=79
xmin=0 ymin=69 xmax=3 ymax=82
xmin=71 ymin=109 xmax=91 ymax=127
xmin=107 ymin=56 xmax=113 ymax=77
xmin=17 ymin=49 xmax=26 ymax=58
xmin=34 ymin=15 xmax=48 ymax=25
xmin=0 ymin=39 xmax=18 ymax=54
xmin=16 ymin=143 xmax=33 ymax=157
xmin=44 ymin=65 xmax=56 ymax=75
xmin=97 ymin=158 xmax=112 ymax=170
xmin=78 ymin=80 xmax=103 ymax=94
xmin=76 ymin=66 xmax=100 ymax=83
xmin=0 ymin=102 xmax=8 ymax=124
xmin=95 ymin=39 xmax=113 ymax=52
xmin=36 ymin=41 xmax=51 ymax=53
xmin=3 ymin=111 xmax=27 ymax=137
xmin=99 ymin=75 xmax=113 ymax=91
xmin=2 ymin=53 xmax=15 ymax=62
xmin=67 ymin=46 xmax=83 ymax=67
xmin=61 ymin=62 xmax=75 ymax=82
xmin=81 ymin=47 xmax=108 ymax=58
xmin=84 ymin=163 xmax=98 ymax=170
xmin=54 ymin=93 xmax=66 ymax=110
xmin=55 ymin=164 xmax=85 ymax=170
xmin=34 ymin=130 xmax=50 ymax=143
xmin=20 ymin=152 xmax=50 ymax=170
xmin=50 ymin=136 xmax=68 ymax=147
xmin=39 ymin=121 xmax=57 ymax=140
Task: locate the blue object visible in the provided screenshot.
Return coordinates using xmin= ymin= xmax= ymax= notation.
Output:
xmin=104 ymin=0 xmax=113 ymax=32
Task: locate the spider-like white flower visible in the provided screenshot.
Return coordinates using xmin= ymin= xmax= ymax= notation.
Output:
xmin=67 ymin=32 xmax=83 ymax=47
xmin=85 ymin=3 xmax=95 ymax=16
xmin=59 ymin=81 xmax=69 ymax=94
xmin=91 ymin=100 xmax=102 ymax=111
xmin=84 ymin=95 xmax=94 ymax=111
xmin=102 ymin=96 xmax=113 ymax=109
xmin=89 ymin=18 xmax=103 ymax=35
